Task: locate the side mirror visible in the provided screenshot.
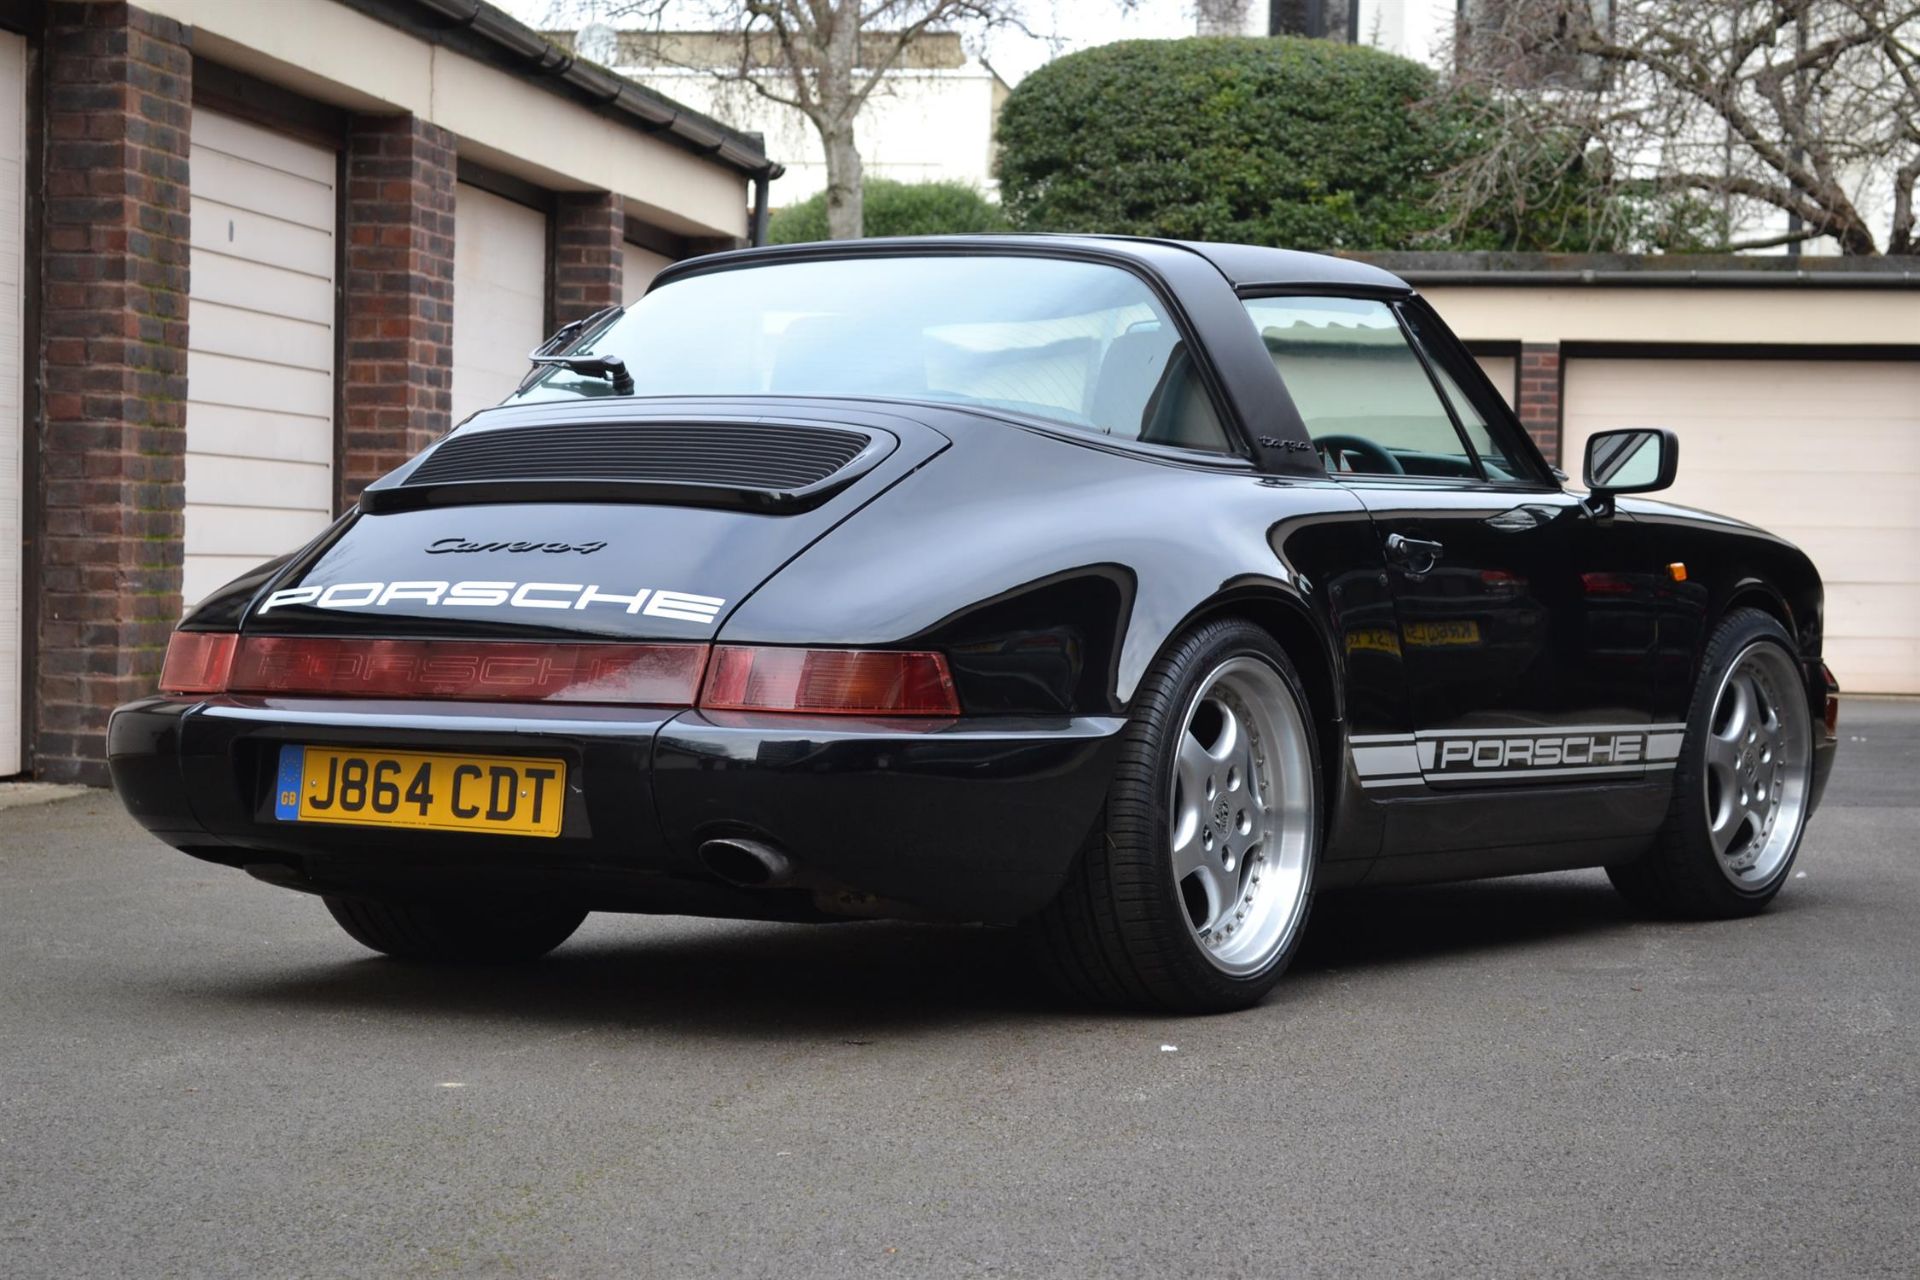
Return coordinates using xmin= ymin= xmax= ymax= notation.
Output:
xmin=1582 ymin=428 xmax=1678 ymax=518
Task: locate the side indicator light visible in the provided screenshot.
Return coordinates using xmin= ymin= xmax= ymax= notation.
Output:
xmin=159 ymin=631 xmax=238 ymax=695
xmin=1667 ymin=562 xmax=1688 ymax=582
xmin=701 ymin=647 xmax=960 ymax=716
xmin=1823 ymin=662 xmax=1840 ymax=737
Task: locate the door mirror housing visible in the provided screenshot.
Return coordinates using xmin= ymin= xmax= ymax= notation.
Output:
xmin=1581 ymin=428 xmax=1678 ymax=517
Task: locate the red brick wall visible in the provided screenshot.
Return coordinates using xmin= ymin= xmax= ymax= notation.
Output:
xmin=36 ymin=2 xmax=192 ymax=784
xmin=551 ymin=191 xmax=625 ymax=325
xmin=338 ymin=114 xmax=456 ymax=508
xmin=1517 ymin=341 xmax=1563 ymax=466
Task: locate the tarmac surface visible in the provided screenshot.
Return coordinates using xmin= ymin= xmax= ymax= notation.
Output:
xmin=2 ymin=699 xmax=1915 ymax=1277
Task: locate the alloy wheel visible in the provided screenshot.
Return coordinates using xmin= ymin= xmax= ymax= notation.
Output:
xmin=1703 ymin=641 xmax=1812 ymax=888
xmin=1168 ymin=656 xmax=1315 ymax=975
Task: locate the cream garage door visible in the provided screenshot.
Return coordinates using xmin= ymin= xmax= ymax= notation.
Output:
xmin=1564 ymin=357 xmax=1920 ymax=695
xmin=623 ymin=241 xmax=672 ymax=304
xmin=185 ymin=111 xmax=336 ymax=610
xmin=452 ymin=183 xmax=547 ymax=423
xmin=0 ymin=32 xmax=22 ymax=774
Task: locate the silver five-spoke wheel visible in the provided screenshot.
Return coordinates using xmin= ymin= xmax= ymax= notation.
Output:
xmin=1703 ymin=641 xmax=1811 ymax=888
xmin=1169 ymin=656 xmax=1314 ymax=976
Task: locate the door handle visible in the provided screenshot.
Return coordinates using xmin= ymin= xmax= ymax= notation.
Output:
xmin=1385 ymin=533 xmax=1444 ymax=574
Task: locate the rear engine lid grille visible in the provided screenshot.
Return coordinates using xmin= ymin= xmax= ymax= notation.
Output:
xmin=361 ymin=421 xmax=890 ymax=515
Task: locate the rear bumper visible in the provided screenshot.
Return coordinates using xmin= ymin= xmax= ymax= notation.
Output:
xmin=107 ymin=696 xmax=1123 ymax=923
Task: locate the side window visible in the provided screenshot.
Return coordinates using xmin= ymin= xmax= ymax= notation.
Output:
xmin=1397 ymin=306 xmax=1532 ymax=482
xmin=1242 ymin=296 xmax=1480 ymax=479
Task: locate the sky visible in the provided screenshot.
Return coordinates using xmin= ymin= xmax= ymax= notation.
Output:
xmin=494 ymin=0 xmax=1208 ymax=85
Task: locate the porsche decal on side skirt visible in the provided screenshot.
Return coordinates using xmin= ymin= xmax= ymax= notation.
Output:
xmin=257 ymin=581 xmax=727 ymax=624
xmin=1350 ymin=724 xmax=1687 ymax=791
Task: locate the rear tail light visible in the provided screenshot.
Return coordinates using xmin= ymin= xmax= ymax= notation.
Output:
xmin=158 ymin=633 xmax=708 ymax=705
xmin=699 ymin=646 xmax=960 ymax=716
xmin=156 ymin=634 xmax=960 ymax=715
xmin=159 ymin=631 xmax=238 ymax=695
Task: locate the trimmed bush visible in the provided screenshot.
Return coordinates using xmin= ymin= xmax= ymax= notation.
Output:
xmin=996 ymin=37 xmax=1457 ymax=250
xmin=768 ymin=178 xmax=1008 ymax=243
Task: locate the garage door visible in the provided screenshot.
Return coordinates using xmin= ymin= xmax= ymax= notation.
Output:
xmin=185 ymin=111 xmax=336 ymax=610
xmin=623 ymin=241 xmax=672 ymax=304
xmin=452 ymin=183 xmax=547 ymax=423
xmin=0 ymin=31 xmax=22 ymax=775
xmin=1564 ymin=357 xmax=1920 ymax=694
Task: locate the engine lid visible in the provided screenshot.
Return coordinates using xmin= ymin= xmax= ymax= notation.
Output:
xmin=242 ymin=399 xmax=951 ymax=642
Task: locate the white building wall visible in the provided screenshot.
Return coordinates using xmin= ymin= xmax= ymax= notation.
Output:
xmin=1201 ymin=0 xmax=1457 ymax=57
xmin=628 ymin=69 xmax=1003 ymax=205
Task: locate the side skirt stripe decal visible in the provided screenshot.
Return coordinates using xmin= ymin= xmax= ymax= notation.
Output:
xmin=1350 ymin=723 xmax=1688 ymax=792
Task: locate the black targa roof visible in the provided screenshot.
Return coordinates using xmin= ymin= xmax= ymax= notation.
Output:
xmin=656 ymin=234 xmax=1414 ymax=296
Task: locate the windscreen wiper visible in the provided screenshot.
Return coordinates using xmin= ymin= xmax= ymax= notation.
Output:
xmin=518 ymin=306 xmax=631 ymax=394
xmin=525 ymin=351 xmax=634 ymax=395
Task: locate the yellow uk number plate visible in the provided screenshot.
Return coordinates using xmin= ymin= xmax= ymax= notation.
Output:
xmin=273 ymin=745 xmax=565 ymax=838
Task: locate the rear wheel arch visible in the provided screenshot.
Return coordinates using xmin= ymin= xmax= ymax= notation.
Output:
xmin=1159 ymin=590 xmax=1343 ymax=783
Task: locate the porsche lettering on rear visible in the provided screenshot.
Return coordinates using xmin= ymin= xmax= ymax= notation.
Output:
xmin=257 ymin=580 xmax=726 ymax=623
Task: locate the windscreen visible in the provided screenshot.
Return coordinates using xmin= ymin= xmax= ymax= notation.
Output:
xmin=514 ymin=255 xmax=1230 ymax=452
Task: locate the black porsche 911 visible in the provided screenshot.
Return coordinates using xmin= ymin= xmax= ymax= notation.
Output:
xmin=109 ymin=236 xmax=1839 ymax=1012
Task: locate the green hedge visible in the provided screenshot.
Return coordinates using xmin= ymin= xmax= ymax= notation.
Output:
xmin=995 ymin=37 xmax=1459 ymax=250
xmin=768 ymin=178 xmax=1008 ymax=243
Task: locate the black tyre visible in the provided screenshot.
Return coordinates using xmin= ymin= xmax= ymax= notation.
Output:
xmin=323 ymin=896 xmax=588 ymax=963
xmin=1025 ymin=618 xmax=1323 ymax=1013
xmin=1608 ymin=607 xmax=1815 ymax=918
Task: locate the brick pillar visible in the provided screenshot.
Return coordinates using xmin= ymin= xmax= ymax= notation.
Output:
xmin=339 ymin=115 xmax=456 ymax=508
xmin=36 ymin=3 xmax=192 ymax=784
xmin=1517 ymin=341 xmax=1563 ymax=466
xmin=551 ymin=191 xmax=625 ymax=326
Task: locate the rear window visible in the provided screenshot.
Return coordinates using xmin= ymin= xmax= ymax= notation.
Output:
xmin=517 ymin=255 xmax=1232 ymax=454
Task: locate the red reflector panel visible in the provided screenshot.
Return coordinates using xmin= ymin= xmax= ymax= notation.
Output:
xmin=227 ymin=638 xmax=708 ymax=705
xmin=702 ymin=647 xmax=960 ymax=716
xmin=159 ymin=632 xmax=238 ymax=695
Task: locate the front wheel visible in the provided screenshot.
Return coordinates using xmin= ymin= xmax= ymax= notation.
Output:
xmin=1608 ymin=607 xmax=1816 ymax=918
xmin=1025 ymin=618 xmax=1322 ymax=1013
xmin=324 ymin=896 xmax=588 ymax=963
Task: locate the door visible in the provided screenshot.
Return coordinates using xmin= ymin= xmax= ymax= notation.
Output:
xmin=451 ymin=182 xmax=548 ymax=423
xmin=185 ymin=110 xmax=337 ymax=611
xmin=1248 ymin=294 xmax=1675 ymax=795
xmin=1565 ymin=355 xmax=1920 ymax=695
xmin=0 ymin=31 xmax=22 ymax=775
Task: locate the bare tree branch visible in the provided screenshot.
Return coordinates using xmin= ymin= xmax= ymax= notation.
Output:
xmin=553 ymin=0 xmax=1027 ymax=239
xmin=1442 ymin=0 xmax=1918 ymax=255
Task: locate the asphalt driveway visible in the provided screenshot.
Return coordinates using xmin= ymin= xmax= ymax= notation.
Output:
xmin=2 ymin=700 xmax=1915 ymax=1278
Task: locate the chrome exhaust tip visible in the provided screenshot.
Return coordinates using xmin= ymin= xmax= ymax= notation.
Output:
xmin=698 ymin=837 xmax=794 ymax=888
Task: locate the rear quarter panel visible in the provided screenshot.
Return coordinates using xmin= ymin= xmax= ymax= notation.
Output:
xmin=718 ymin=415 xmax=1379 ymax=720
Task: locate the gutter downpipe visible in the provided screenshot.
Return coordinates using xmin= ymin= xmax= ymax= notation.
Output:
xmin=750 ymin=169 xmax=772 ymax=247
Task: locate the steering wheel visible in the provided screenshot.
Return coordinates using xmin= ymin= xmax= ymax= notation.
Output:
xmin=1313 ymin=434 xmax=1404 ymax=475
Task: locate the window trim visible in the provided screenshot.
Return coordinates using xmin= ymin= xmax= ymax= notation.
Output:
xmin=1392 ymin=297 xmax=1554 ymax=488
xmin=1389 ymin=304 xmax=1491 ymax=479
